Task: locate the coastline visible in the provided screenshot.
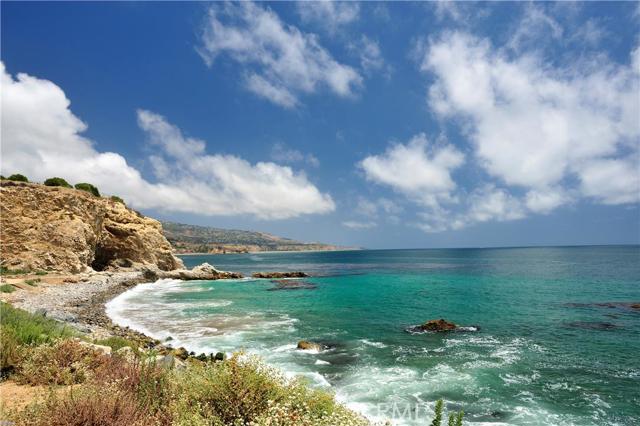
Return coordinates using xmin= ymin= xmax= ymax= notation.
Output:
xmin=176 ymin=247 xmax=362 ymax=256
xmin=2 ymin=269 xmax=163 ymax=347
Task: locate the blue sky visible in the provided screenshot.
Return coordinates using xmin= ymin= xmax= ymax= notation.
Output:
xmin=2 ymin=1 xmax=639 ymax=249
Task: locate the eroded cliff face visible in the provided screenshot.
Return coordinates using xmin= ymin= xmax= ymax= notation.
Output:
xmin=0 ymin=181 xmax=184 ymax=273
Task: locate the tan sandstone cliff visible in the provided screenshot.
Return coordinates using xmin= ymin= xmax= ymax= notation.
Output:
xmin=0 ymin=181 xmax=184 ymax=273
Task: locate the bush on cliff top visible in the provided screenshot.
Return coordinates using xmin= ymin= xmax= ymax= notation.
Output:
xmin=110 ymin=195 xmax=125 ymax=204
xmin=7 ymin=173 xmax=28 ymax=182
xmin=44 ymin=177 xmax=72 ymax=188
xmin=74 ymin=182 xmax=100 ymax=197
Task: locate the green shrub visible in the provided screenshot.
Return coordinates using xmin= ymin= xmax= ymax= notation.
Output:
xmin=17 ymin=339 xmax=108 ymax=385
xmin=0 ymin=175 xmax=5 ymax=179
xmin=7 ymin=173 xmax=28 ymax=182
xmin=0 ymin=266 xmax=29 ymax=275
xmin=35 ymin=270 xmax=48 ymax=276
xmin=110 ymin=195 xmax=125 ymax=204
xmin=74 ymin=182 xmax=100 ymax=196
xmin=0 ymin=284 xmax=16 ymax=293
xmin=44 ymin=177 xmax=72 ymax=188
xmin=24 ymin=278 xmax=41 ymax=286
xmin=0 ymin=302 xmax=75 ymax=346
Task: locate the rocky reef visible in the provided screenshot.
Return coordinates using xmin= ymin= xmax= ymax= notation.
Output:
xmin=251 ymin=271 xmax=309 ymax=278
xmin=405 ymin=318 xmax=480 ymax=334
xmin=0 ymin=181 xmax=183 ymax=273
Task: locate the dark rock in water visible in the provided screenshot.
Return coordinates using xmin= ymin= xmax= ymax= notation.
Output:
xmin=252 ymin=271 xmax=309 ymax=279
xmin=267 ymin=280 xmax=317 ymax=291
xmin=566 ymin=321 xmax=620 ymax=330
xmin=564 ymin=301 xmax=640 ymax=311
xmin=195 ymin=353 xmax=208 ymax=362
xmin=406 ymin=319 xmax=479 ymax=334
xmin=297 ymin=340 xmax=324 ymax=351
xmin=214 ymin=352 xmax=225 ymax=361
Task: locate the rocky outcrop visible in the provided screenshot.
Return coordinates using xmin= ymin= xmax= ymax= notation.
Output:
xmin=405 ymin=318 xmax=480 ymax=334
xmin=0 ymin=181 xmax=183 ymax=273
xmin=297 ymin=340 xmax=324 ymax=351
xmin=147 ymin=263 xmax=243 ymax=281
xmin=252 ymin=271 xmax=309 ymax=279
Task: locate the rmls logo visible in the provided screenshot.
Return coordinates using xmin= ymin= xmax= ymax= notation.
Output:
xmin=376 ymin=402 xmax=437 ymax=422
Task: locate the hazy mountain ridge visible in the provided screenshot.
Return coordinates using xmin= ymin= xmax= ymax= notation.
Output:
xmin=161 ymin=221 xmax=353 ymax=254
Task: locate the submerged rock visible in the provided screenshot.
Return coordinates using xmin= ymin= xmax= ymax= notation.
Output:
xmin=566 ymin=321 xmax=620 ymax=330
xmin=252 ymin=271 xmax=309 ymax=279
xmin=267 ymin=280 xmax=317 ymax=291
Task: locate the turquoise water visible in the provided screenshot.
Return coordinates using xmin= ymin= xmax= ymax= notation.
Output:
xmin=107 ymin=247 xmax=640 ymax=425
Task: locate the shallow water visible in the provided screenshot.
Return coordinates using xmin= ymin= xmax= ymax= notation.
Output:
xmin=106 ymin=246 xmax=640 ymax=425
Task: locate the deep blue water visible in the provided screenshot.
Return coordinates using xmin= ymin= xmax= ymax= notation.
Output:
xmin=108 ymin=246 xmax=640 ymax=425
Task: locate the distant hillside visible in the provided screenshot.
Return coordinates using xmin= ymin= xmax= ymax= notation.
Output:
xmin=161 ymin=221 xmax=353 ymax=254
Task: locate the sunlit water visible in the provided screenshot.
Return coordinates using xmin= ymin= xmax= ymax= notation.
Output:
xmin=106 ymin=247 xmax=640 ymax=425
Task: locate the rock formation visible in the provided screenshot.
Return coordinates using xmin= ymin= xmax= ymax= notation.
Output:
xmin=146 ymin=263 xmax=243 ymax=281
xmin=0 ymin=181 xmax=183 ymax=273
xmin=252 ymin=271 xmax=309 ymax=278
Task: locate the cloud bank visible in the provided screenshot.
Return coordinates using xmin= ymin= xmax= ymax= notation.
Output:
xmin=1 ymin=63 xmax=335 ymax=220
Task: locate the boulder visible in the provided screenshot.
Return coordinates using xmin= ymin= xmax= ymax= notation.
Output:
xmin=419 ymin=319 xmax=458 ymax=332
xmin=214 ymin=352 xmax=225 ymax=361
xmin=158 ymin=263 xmax=243 ymax=280
xmin=252 ymin=271 xmax=309 ymax=279
xmin=297 ymin=340 xmax=323 ymax=351
xmin=173 ymin=347 xmax=189 ymax=360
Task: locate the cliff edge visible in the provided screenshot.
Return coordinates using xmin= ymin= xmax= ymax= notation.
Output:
xmin=0 ymin=181 xmax=184 ymax=273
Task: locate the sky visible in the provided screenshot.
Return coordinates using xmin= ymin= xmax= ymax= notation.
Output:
xmin=1 ymin=1 xmax=639 ymax=249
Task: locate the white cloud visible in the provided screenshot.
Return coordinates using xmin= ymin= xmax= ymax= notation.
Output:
xmin=296 ymin=1 xmax=360 ymax=34
xmin=507 ymin=4 xmax=563 ymax=51
xmin=198 ymin=2 xmax=362 ymax=108
xmin=354 ymin=196 xmax=403 ymax=218
xmin=270 ymin=142 xmax=319 ymax=168
xmin=342 ymin=220 xmax=377 ymax=230
xmin=525 ymin=188 xmax=569 ymax=214
xmin=359 ymin=133 xmax=464 ymax=208
xmin=349 ymin=35 xmax=388 ymax=76
xmin=0 ymin=63 xmax=335 ymax=220
xmin=422 ymin=31 xmax=640 ymax=208
xmin=417 ymin=185 xmax=525 ymax=233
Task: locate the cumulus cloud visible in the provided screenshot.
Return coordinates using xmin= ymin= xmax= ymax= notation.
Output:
xmin=359 ymin=133 xmax=464 ymax=208
xmin=0 ymin=63 xmax=335 ymax=219
xmin=296 ymin=1 xmax=360 ymax=34
xmin=422 ymin=31 xmax=640 ymax=207
xmin=198 ymin=1 xmax=362 ymax=108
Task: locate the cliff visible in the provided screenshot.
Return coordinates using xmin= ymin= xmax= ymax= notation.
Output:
xmin=0 ymin=181 xmax=183 ymax=273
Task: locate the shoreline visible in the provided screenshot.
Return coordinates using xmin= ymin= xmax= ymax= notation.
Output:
xmin=3 ymin=269 xmax=163 ymax=346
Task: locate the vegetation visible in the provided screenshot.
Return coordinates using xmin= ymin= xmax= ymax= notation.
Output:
xmin=35 ymin=270 xmax=48 ymax=276
xmin=0 ymin=266 xmax=30 ymax=275
xmin=2 ymin=304 xmax=464 ymax=425
xmin=93 ymin=336 xmax=139 ymax=351
xmin=0 ymin=302 xmax=75 ymax=347
xmin=44 ymin=177 xmax=72 ymax=188
xmin=110 ymin=195 xmax=125 ymax=204
xmin=74 ymin=182 xmax=100 ymax=197
xmin=25 ymin=278 xmax=41 ymax=286
xmin=7 ymin=173 xmax=29 ymax=182
xmin=0 ymin=284 xmax=16 ymax=293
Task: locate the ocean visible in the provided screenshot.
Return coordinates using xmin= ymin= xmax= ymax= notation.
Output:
xmin=106 ymin=246 xmax=640 ymax=425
